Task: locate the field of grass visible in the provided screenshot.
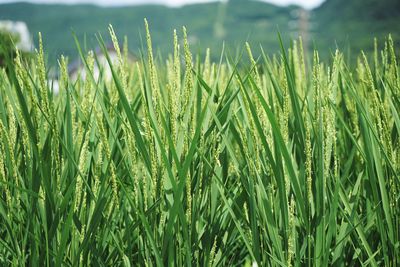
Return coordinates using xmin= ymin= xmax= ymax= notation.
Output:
xmin=0 ymin=21 xmax=399 ymax=266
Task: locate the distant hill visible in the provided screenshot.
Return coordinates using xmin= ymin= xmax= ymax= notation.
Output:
xmin=0 ymin=0 xmax=399 ymax=64
xmin=312 ymin=0 xmax=400 ymax=60
xmin=0 ymin=1 xmax=298 ymax=64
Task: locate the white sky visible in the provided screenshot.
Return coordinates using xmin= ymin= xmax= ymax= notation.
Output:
xmin=0 ymin=0 xmax=325 ymax=9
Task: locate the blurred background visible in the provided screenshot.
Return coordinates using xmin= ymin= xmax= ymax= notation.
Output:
xmin=0 ymin=0 xmax=399 ymax=65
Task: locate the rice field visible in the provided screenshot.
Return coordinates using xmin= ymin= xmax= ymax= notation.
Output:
xmin=0 ymin=20 xmax=399 ymax=266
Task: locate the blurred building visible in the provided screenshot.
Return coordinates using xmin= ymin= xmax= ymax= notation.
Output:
xmin=68 ymin=43 xmax=136 ymax=82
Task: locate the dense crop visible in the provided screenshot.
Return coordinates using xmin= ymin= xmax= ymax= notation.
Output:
xmin=0 ymin=21 xmax=399 ymax=266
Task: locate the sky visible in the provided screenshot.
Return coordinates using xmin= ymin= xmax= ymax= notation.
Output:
xmin=0 ymin=0 xmax=325 ymax=9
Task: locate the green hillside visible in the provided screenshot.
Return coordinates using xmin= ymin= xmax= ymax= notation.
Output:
xmin=0 ymin=0 xmax=298 ymax=64
xmin=312 ymin=0 xmax=400 ymax=60
xmin=0 ymin=0 xmax=399 ymax=64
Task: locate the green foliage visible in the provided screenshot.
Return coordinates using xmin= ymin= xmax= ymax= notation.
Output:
xmin=0 ymin=30 xmax=32 ymax=73
xmin=0 ymin=31 xmax=18 ymax=67
xmin=0 ymin=23 xmax=399 ymax=266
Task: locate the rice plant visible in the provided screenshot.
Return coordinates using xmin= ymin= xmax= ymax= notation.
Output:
xmin=0 ymin=20 xmax=399 ymax=266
